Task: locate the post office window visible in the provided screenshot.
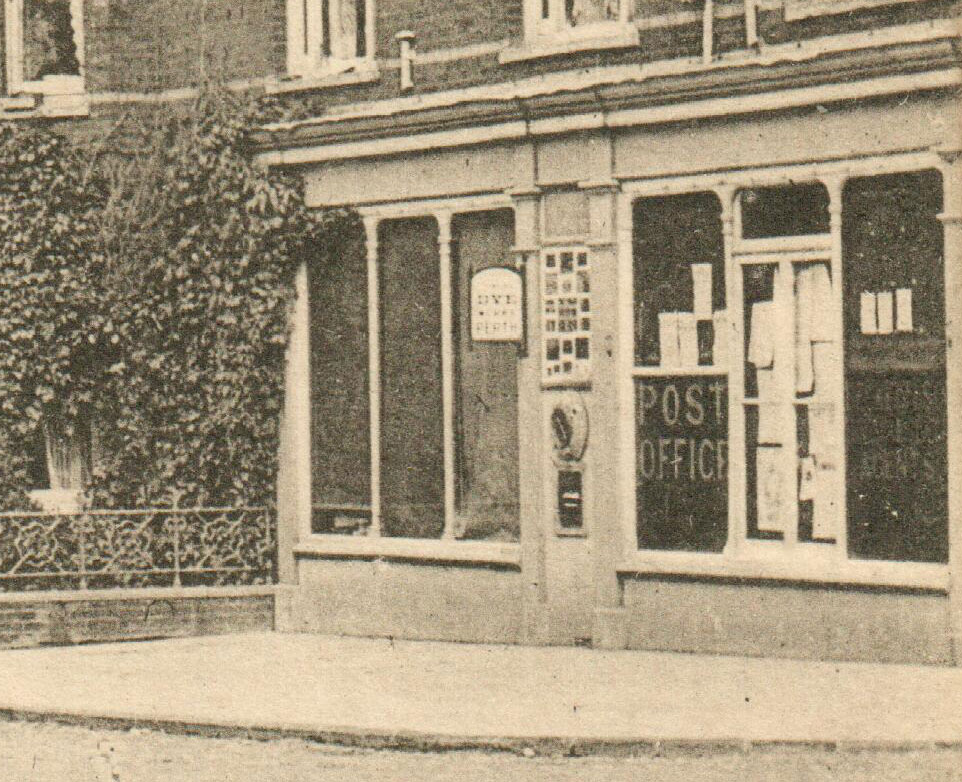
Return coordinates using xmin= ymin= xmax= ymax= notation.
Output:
xmin=630 ymin=170 xmax=949 ymax=569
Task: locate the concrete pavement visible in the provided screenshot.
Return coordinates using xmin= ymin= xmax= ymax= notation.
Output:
xmin=0 ymin=633 xmax=959 ymax=752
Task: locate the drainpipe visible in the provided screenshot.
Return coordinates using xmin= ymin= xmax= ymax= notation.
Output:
xmin=745 ymin=0 xmax=759 ymax=49
xmin=396 ymin=30 xmax=416 ymax=92
xmin=702 ymin=0 xmax=714 ymax=63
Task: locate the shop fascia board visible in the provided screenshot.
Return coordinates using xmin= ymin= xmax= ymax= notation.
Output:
xmin=255 ymin=23 xmax=960 ymax=166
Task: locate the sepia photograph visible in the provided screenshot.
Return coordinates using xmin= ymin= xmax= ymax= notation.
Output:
xmin=0 ymin=0 xmax=959 ymax=779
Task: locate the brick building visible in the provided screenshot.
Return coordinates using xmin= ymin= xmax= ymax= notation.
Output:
xmin=2 ymin=0 xmax=961 ymax=662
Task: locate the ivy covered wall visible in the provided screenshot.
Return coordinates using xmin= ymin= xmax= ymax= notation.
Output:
xmin=0 ymin=90 xmax=358 ymax=511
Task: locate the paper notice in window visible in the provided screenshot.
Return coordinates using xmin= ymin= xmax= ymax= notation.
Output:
xmin=747 ymin=301 xmax=775 ymax=368
xmin=896 ymin=288 xmax=913 ymax=333
xmin=756 ymin=446 xmax=783 ymax=533
xmin=860 ymin=292 xmax=878 ymax=335
xmin=677 ymin=313 xmax=698 ymax=367
xmin=876 ymin=291 xmax=894 ymax=334
xmin=712 ymin=310 xmax=728 ymax=369
xmin=808 ymin=264 xmax=834 ymax=343
xmin=692 ymin=264 xmax=713 ymax=319
xmin=658 ymin=312 xmax=680 ymax=368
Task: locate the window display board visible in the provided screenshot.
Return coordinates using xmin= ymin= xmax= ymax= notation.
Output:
xmin=542 ymin=246 xmax=591 ymax=386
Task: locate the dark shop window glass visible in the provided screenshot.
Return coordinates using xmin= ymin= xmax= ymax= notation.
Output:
xmin=632 ymin=192 xmax=728 ymax=552
xmin=451 ymin=210 xmax=521 ymax=542
xmin=842 ymin=170 xmax=947 ymax=564
xmin=632 ymin=192 xmax=726 ymax=368
xmin=739 ymin=183 xmax=830 ymax=239
xmin=378 ymin=218 xmax=445 ymax=539
xmin=309 ymin=221 xmax=371 ymax=535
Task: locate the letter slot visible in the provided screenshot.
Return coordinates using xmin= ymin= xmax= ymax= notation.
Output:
xmin=557 ymin=470 xmax=584 ymax=531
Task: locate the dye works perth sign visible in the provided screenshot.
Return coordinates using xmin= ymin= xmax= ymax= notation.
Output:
xmin=471 ymin=267 xmax=523 ymax=342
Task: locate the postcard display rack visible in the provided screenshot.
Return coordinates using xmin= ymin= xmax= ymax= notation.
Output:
xmin=542 ymin=247 xmax=592 ymax=386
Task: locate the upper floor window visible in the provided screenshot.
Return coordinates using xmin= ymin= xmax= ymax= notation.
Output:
xmin=529 ymin=0 xmax=632 ymax=40
xmin=4 ymin=0 xmax=85 ymax=96
xmin=286 ymin=0 xmax=374 ymax=79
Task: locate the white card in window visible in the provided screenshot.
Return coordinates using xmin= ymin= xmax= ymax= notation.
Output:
xmin=809 ymin=264 xmax=834 ymax=343
xmin=756 ymin=447 xmax=784 ymax=533
xmin=677 ymin=313 xmax=698 ymax=367
xmin=658 ymin=312 xmax=680 ymax=368
xmin=896 ymin=288 xmax=913 ymax=332
xmin=712 ymin=310 xmax=729 ymax=369
xmin=747 ymin=301 xmax=775 ymax=368
xmin=692 ymin=264 xmax=713 ymax=319
xmin=860 ymin=292 xmax=878 ymax=335
xmin=876 ymin=290 xmax=894 ymax=334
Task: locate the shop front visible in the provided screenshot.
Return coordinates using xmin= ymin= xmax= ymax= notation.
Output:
xmin=263 ymin=29 xmax=962 ymax=663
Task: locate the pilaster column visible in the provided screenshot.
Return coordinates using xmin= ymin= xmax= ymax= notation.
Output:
xmin=716 ymin=185 xmax=743 ymax=557
xmin=937 ymin=147 xmax=962 ymax=664
xmin=276 ymin=259 xmax=312 ymax=583
xmin=582 ymin=180 xmax=628 ymax=649
xmin=363 ymin=215 xmax=382 ymax=537
xmin=436 ymin=211 xmax=458 ymax=539
xmin=509 ymin=186 xmax=549 ymax=644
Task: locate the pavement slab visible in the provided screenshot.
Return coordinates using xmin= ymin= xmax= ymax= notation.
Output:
xmin=0 ymin=633 xmax=959 ymax=750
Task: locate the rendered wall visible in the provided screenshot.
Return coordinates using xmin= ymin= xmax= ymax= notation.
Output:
xmin=623 ymin=577 xmax=952 ymax=664
xmin=283 ymin=558 xmax=524 ymax=644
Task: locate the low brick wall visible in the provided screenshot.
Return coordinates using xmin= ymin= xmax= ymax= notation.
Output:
xmin=0 ymin=587 xmax=274 ymax=649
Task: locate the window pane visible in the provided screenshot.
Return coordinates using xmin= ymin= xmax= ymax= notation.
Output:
xmin=633 ymin=192 xmax=728 ymax=552
xmin=379 ymin=218 xmax=445 ymax=538
xmin=842 ymin=171 xmax=947 ymax=563
xmin=632 ymin=192 xmax=726 ymax=367
xmin=23 ymin=0 xmax=80 ymax=81
xmin=740 ymin=183 xmax=830 ymax=239
xmin=635 ymin=377 xmax=728 ymax=551
xmin=452 ymin=211 xmax=520 ymax=542
xmin=565 ymin=0 xmax=620 ymax=25
xmin=309 ymin=222 xmax=371 ymax=535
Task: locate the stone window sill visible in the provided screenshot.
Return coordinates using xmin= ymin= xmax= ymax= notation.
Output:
xmin=619 ymin=551 xmax=949 ymax=592
xmin=0 ymin=91 xmax=89 ymax=118
xmin=266 ymin=65 xmax=381 ymax=95
xmin=295 ymin=536 xmax=522 ymax=568
xmin=499 ymin=27 xmax=641 ymax=64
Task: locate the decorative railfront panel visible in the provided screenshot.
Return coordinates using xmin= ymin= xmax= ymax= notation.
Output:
xmin=0 ymin=507 xmax=274 ymax=591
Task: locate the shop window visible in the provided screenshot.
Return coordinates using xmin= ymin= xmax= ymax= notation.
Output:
xmin=451 ymin=211 xmax=521 ymax=542
xmin=739 ymin=183 xmax=830 ymax=239
xmin=309 ymin=223 xmax=371 ymax=535
xmin=632 ymin=192 xmax=728 ymax=552
xmin=842 ymin=170 xmax=947 ymax=564
xmin=4 ymin=0 xmax=84 ymax=96
xmin=286 ymin=0 xmax=374 ymax=79
xmin=378 ymin=217 xmax=445 ymax=539
xmin=630 ymin=171 xmax=949 ymax=570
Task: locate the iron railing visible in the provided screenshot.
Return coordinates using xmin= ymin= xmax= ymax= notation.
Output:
xmin=0 ymin=507 xmax=275 ymax=591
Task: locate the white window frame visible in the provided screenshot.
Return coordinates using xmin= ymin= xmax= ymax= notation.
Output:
xmin=4 ymin=0 xmax=85 ymax=96
xmin=525 ymin=0 xmax=633 ymax=42
xmin=617 ymin=151 xmax=953 ymax=591
xmin=286 ymin=0 xmax=375 ymax=80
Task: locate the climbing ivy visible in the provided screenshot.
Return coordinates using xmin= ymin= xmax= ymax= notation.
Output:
xmin=0 ymin=90 xmax=358 ymax=510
